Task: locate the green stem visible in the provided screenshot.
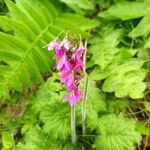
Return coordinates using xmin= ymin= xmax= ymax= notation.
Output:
xmin=82 ymin=76 xmax=88 ymax=135
xmin=71 ymin=105 xmax=76 ymax=144
xmin=82 ymin=39 xmax=88 ymax=135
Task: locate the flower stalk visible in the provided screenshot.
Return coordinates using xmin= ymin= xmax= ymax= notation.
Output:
xmin=82 ymin=39 xmax=88 ymax=136
xmin=47 ymin=32 xmax=86 ymax=144
xmin=71 ymin=105 xmax=76 ymax=144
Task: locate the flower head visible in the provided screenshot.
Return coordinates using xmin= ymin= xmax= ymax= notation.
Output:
xmin=47 ymin=33 xmax=85 ymax=106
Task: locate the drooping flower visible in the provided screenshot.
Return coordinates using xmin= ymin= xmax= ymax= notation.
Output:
xmin=53 ymin=48 xmax=65 ymax=59
xmin=75 ymin=43 xmax=85 ymax=59
xmin=64 ymin=75 xmax=74 ymax=88
xmin=64 ymin=89 xmax=82 ymax=106
xmin=60 ymin=38 xmax=70 ymax=50
xmin=47 ymin=34 xmax=85 ymax=106
xmin=48 ymin=40 xmax=60 ymax=51
xmin=56 ymin=55 xmax=72 ymax=71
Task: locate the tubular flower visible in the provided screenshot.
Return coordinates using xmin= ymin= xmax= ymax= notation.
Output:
xmin=47 ymin=36 xmax=85 ymax=106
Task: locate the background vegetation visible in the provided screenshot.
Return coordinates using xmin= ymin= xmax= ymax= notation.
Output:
xmin=0 ymin=0 xmax=150 ymax=149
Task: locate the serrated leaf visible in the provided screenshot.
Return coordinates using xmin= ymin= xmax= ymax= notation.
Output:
xmin=29 ymin=77 xmax=71 ymax=141
xmin=102 ymin=60 xmax=146 ymax=99
xmin=95 ymin=114 xmax=141 ymax=150
xmin=17 ymin=126 xmax=59 ymax=150
xmin=89 ymin=29 xmax=123 ymax=69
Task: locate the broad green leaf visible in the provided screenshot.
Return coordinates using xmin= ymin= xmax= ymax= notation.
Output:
xmin=89 ymin=29 xmax=123 ymax=69
xmin=95 ymin=114 xmax=141 ymax=150
xmin=2 ymin=131 xmax=15 ymax=150
xmin=89 ymin=66 xmax=111 ymax=80
xmin=129 ymin=14 xmax=150 ymax=37
xmin=102 ymin=60 xmax=146 ymax=99
xmin=17 ymin=126 xmax=59 ymax=150
xmin=99 ymin=2 xmax=146 ymax=20
xmin=28 ymin=77 xmax=71 ymax=141
xmin=107 ymin=98 xmax=129 ymax=114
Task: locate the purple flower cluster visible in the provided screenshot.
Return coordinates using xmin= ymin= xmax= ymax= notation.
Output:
xmin=48 ymin=36 xmax=85 ymax=106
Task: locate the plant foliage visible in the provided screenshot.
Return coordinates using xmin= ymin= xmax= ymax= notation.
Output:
xmin=0 ymin=0 xmax=150 ymax=150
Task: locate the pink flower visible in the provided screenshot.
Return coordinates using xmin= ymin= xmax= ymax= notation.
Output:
xmin=48 ymin=40 xmax=60 ymax=51
xmin=64 ymin=75 xmax=74 ymax=87
xmin=76 ymin=47 xmax=85 ymax=59
xmin=56 ymin=55 xmax=72 ymax=71
xmin=60 ymin=71 xmax=69 ymax=81
xmin=60 ymin=38 xmax=70 ymax=50
xmin=47 ymin=34 xmax=85 ymax=106
xmin=73 ymin=59 xmax=84 ymax=72
xmin=53 ymin=48 xmax=65 ymax=59
xmin=64 ymin=89 xmax=82 ymax=106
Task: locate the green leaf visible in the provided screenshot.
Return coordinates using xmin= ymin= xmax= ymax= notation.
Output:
xmin=129 ymin=14 xmax=150 ymax=37
xmin=61 ymin=13 xmax=100 ymax=31
xmin=89 ymin=66 xmax=111 ymax=80
xmin=17 ymin=126 xmax=59 ymax=150
xmin=107 ymin=98 xmax=129 ymax=114
xmin=28 ymin=77 xmax=71 ymax=141
xmin=136 ymin=122 xmax=150 ymax=135
xmin=102 ymin=60 xmax=146 ymax=99
xmin=59 ymin=0 xmax=94 ymax=10
xmin=144 ymin=36 xmax=150 ymax=48
xmin=77 ymin=78 xmax=106 ymax=129
xmin=144 ymin=102 xmax=150 ymax=112
xmin=2 ymin=131 xmax=15 ymax=150
xmin=95 ymin=114 xmax=141 ymax=150
xmin=99 ymin=2 xmax=146 ymax=20
xmin=89 ymin=29 xmax=123 ymax=69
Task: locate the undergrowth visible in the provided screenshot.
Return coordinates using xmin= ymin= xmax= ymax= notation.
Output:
xmin=0 ymin=0 xmax=150 ymax=150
